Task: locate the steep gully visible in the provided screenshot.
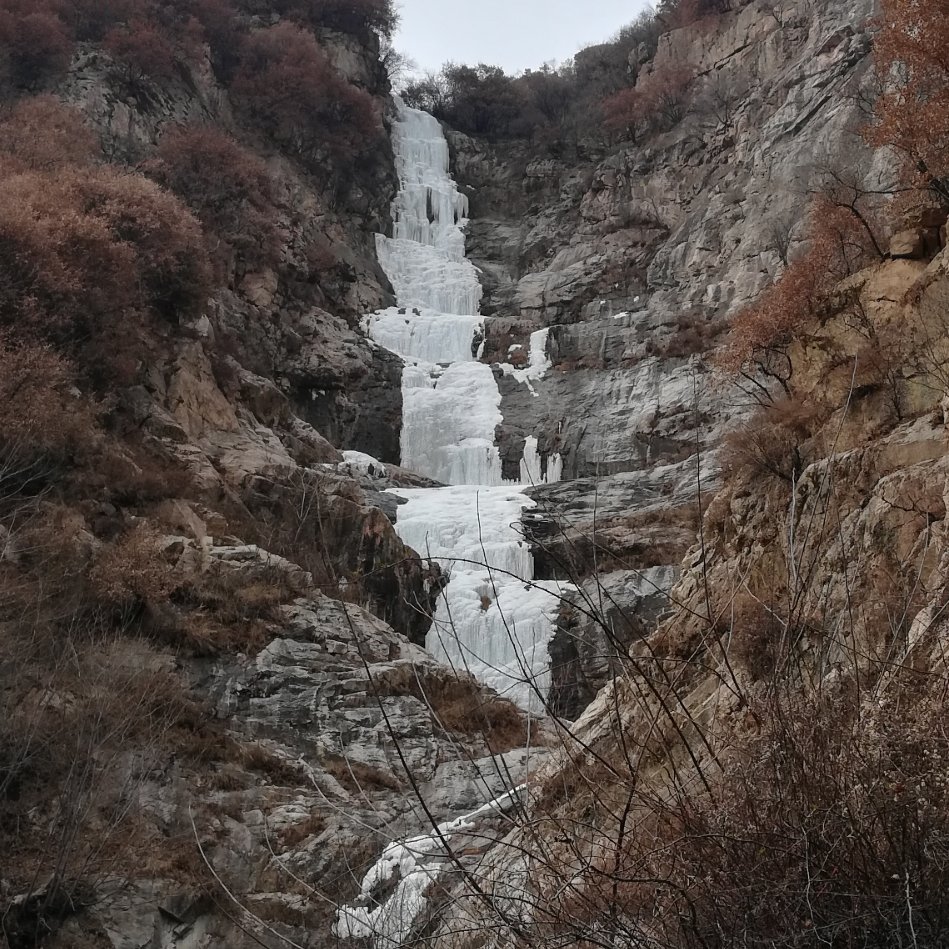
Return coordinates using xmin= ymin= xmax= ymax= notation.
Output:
xmin=363 ymin=101 xmax=570 ymax=715
xmin=333 ymin=101 xmax=568 ymax=944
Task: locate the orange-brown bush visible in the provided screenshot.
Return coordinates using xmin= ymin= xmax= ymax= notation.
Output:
xmin=0 ymin=4 xmax=75 ymax=89
xmin=0 ymin=94 xmax=98 ymax=171
xmin=0 ymin=166 xmax=210 ymax=386
xmin=601 ymin=65 xmax=694 ymax=140
xmin=601 ymin=87 xmax=651 ymax=140
xmin=104 ymin=18 xmax=177 ymax=82
xmin=0 ymin=338 xmax=98 ymax=494
xmin=721 ymin=195 xmax=884 ymax=378
xmin=868 ymin=0 xmax=949 ymax=203
xmin=88 ymin=525 xmax=177 ymax=611
xmin=152 ymin=124 xmax=281 ymax=275
xmin=232 ymin=22 xmax=383 ymax=161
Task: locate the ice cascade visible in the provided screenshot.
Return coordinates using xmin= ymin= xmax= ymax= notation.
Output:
xmin=361 ymin=98 xmax=568 ymax=713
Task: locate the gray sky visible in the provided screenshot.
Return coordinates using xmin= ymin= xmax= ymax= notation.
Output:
xmin=394 ymin=0 xmax=650 ymax=75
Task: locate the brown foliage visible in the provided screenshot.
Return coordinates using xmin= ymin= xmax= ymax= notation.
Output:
xmin=63 ymin=0 xmax=139 ymax=42
xmin=152 ymin=124 xmax=281 ymax=275
xmin=0 ymin=166 xmax=210 ymax=386
xmin=601 ymin=65 xmax=694 ymax=139
xmin=721 ymin=195 xmax=884 ymax=376
xmin=88 ymin=525 xmax=176 ymax=611
xmin=0 ymin=95 xmax=98 ymax=171
xmin=0 ymin=5 xmax=75 ymax=89
xmin=323 ymin=756 xmax=404 ymax=792
xmin=0 ymin=338 xmax=98 ymax=494
xmin=104 ymin=19 xmax=177 ymax=82
xmin=232 ymin=22 xmax=383 ymax=161
xmin=868 ymin=0 xmax=949 ymax=203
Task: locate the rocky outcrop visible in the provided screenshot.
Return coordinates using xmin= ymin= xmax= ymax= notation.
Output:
xmin=43 ymin=575 xmax=543 ymax=949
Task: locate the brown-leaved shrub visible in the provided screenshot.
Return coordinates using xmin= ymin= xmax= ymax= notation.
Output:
xmin=232 ymin=22 xmax=383 ymax=161
xmin=0 ymin=94 xmax=98 ymax=171
xmin=152 ymin=124 xmax=281 ymax=275
xmin=868 ymin=0 xmax=949 ymax=204
xmin=0 ymin=167 xmax=210 ymax=385
xmin=721 ymin=195 xmax=884 ymax=379
xmin=0 ymin=4 xmax=74 ymax=89
xmin=104 ymin=18 xmax=177 ymax=82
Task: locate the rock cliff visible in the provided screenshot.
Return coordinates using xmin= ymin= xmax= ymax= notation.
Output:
xmin=444 ymin=0 xmax=881 ymax=703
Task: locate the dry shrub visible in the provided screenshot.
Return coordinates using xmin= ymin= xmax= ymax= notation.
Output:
xmin=63 ymin=0 xmax=138 ymax=42
xmin=0 ymin=628 xmax=196 ymax=928
xmin=103 ymin=19 xmax=177 ymax=83
xmin=718 ymin=589 xmax=786 ymax=679
xmin=151 ymin=123 xmax=282 ymax=275
xmin=279 ymin=813 xmax=327 ymax=848
xmin=535 ymin=681 xmax=949 ymax=948
xmin=381 ymin=669 xmax=530 ymax=754
xmin=323 ymin=756 xmax=404 ymax=792
xmin=868 ymin=0 xmax=949 ymax=205
xmin=0 ymin=95 xmax=98 ymax=171
xmin=601 ymin=64 xmax=694 ymax=139
xmin=93 ymin=440 xmax=198 ymax=508
xmin=232 ymin=21 xmax=383 ymax=161
xmin=721 ymin=195 xmax=884 ymax=377
xmin=646 ymin=309 xmax=724 ymax=358
xmin=0 ymin=166 xmax=211 ymax=387
xmin=165 ymin=564 xmax=294 ymax=656
xmin=239 ymin=742 xmax=310 ymax=787
xmin=649 ymin=690 xmax=949 ymax=946
xmin=0 ymin=338 xmax=98 ymax=496
xmin=0 ymin=4 xmax=75 ymax=89
xmin=723 ymin=396 xmax=821 ymax=483
xmin=88 ymin=525 xmax=177 ymax=610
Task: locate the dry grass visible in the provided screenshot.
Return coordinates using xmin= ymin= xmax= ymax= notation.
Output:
xmin=279 ymin=813 xmax=327 ymax=849
xmin=379 ymin=668 xmax=530 ymax=755
xmin=322 ymin=756 xmax=404 ymax=792
xmin=237 ymin=742 xmax=310 ymax=788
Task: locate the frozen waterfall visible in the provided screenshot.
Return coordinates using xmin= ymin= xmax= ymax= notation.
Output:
xmin=364 ymin=99 xmax=568 ymax=712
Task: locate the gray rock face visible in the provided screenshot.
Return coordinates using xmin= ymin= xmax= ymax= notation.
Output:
xmin=47 ymin=573 xmax=541 ymax=949
xmin=437 ymin=0 xmax=880 ymax=705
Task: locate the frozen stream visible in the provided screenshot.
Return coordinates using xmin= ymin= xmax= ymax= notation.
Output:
xmin=363 ymin=100 xmax=568 ymax=712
